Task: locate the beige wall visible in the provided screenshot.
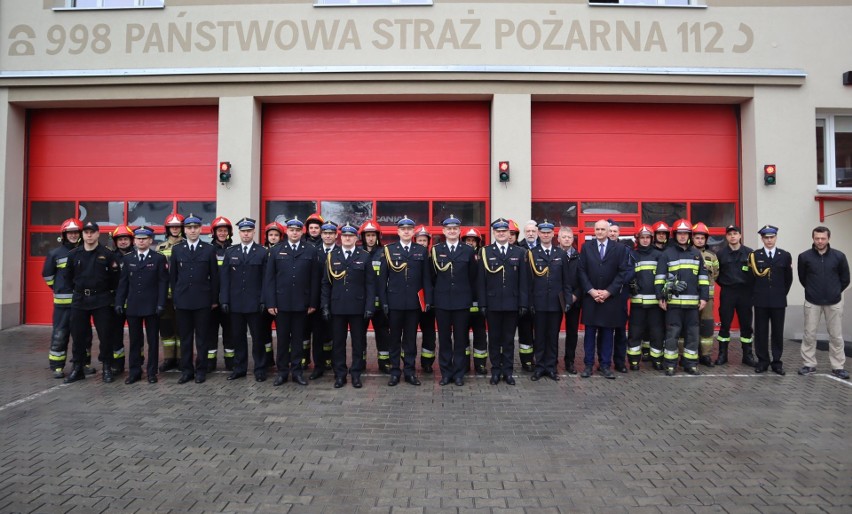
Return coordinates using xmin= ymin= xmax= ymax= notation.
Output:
xmin=0 ymin=90 xmax=26 ymax=328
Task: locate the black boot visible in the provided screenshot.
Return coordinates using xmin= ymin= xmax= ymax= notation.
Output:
xmin=64 ymin=366 xmax=86 ymax=383
xmin=159 ymin=358 xmax=178 ymax=372
xmin=741 ymin=343 xmax=757 ymax=367
xmin=699 ymin=355 xmax=715 ymax=367
xmin=714 ymin=341 xmax=728 ymax=366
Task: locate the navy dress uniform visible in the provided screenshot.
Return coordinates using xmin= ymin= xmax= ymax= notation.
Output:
xmin=114 ymin=226 xmax=168 ymax=384
xmin=64 ymin=222 xmax=121 ymax=384
xmin=562 ymin=244 xmax=582 ymax=374
xmin=321 ymin=223 xmax=376 ymax=388
xmin=527 ymin=220 xmax=574 ymax=381
xmin=307 ymin=220 xmax=339 ymax=379
xmin=220 ymin=218 xmax=270 ymax=382
xmin=478 ymin=218 xmax=529 ymax=385
xmin=749 ymin=225 xmax=793 ymax=375
xmin=263 ymin=216 xmax=320 ymax=386
xmin=430 ymin=215 xmax=478 ymax=386
xmin=169 ymin=214 xmax=220 ymax=384
xmin=377 ymin=216 xmax=433 ymax=386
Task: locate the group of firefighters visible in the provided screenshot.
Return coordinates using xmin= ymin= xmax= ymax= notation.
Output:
xmin=42 ymin=211 xmax=806 ymax=386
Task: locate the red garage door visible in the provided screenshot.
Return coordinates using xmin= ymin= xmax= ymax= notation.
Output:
xmin=26 ymin=106 xmax=218 ymax=324
xmin=262 ymin=102 xmax=490 ymax=244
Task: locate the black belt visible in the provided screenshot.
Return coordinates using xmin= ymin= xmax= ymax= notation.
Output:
xmin=76 ymin=289 xmax=105 ymax=297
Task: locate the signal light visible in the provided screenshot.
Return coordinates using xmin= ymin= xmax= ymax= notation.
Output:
xmin=763 ymin=164 xmax=776 ymax=186
xmin=219 ymin=161 xmax=232 ymax=183
xmin=498 ymin=161 xmax=510 ymax=183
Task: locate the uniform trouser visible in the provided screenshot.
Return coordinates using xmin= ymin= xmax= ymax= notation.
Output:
xmin=754 ymin=306 xmax=785 ymax=368
xmin=127 ymin=314 xmax=159 ymax=379
xmin=419 ymin=308 xmax=437 ymax=368
xmin=159 ymin=298 xmax=179 ymax=361
xmin=307 ymin=310 xmax=332 ymax=370
xmin=388 ymin=309 xmax=420 ymax=378
xmin=718 ymin=286 xmax=754 ymax=343
xmin=627 ymin=306 xmax=664 ymax=366
xmin=332 ymin=314 xmax=367 ymax=379
xmin=584 ymin=325 xmax=613 ymax=369
xmin=470 ymin=312 xmax=488 ymax=371
xmin=71 ymin=306 xmax=114 ymax=369
xmin=533 ymin=310 xmax=562 ymax=375
xmin=369 ymin=309 xmax=391 ymax=370
xmin=516 ymin=310 xmax=535 ymax=366
xmin=487 ymin=310 xmax=518 ymax=377
xmin=274 ymin=311 xmax=306 ymax=376
xmin=176 ymin=308 xmax=211 ymax=376
xmin=664 ymin=308 xmax=699 ymax=369
xmin=111 ymin=310 xmax=127 ymax=371
xmin=49 ymin=305 xmax=92 ymax=369
xmin=259 ymin=310 xmax=275 ymax=368
xmin=231 ymin=311 xmax=265 ymax=376
xmin=802 ymin=299 xmax=846 ymax=370
xmin=699 ymin=297 xmax=715 ymax=358
xmin=436 ymin=308 xmax=470 ymax=380
xmin=611 ymin=327 xmax=627 ymax=369
xmin=207 ymin=305 xmax=233 ymax=370
xmin=563 ymin=304 xmax=581 ymax=369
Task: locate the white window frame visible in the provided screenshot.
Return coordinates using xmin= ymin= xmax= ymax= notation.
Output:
xmin=816 ymin=114 xmax=852 ymax=193
xmin=58 ymin=0 xmax=164 ymax=9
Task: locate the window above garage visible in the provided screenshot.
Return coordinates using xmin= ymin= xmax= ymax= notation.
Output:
xmin=55 ymin=0 xmax=164 ymax=10
xmin=816 ymin=115 xmax=852 ymax=192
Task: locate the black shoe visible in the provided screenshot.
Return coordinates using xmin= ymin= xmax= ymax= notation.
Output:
xmin=147 ymin=375 xmax=158 ymax=384
xmin=522 ymin=363 xmax=535 ymax=372
xmin=664 ymin=367 xmax=676 ymax=377
xmin=616 ymin=366 xmax=628 ymax=373
xmin=454 ymin=377 xmax=464 ymax=386
xmin=64 ymin=366 xmax=86 ymax=383
xmin=742 ymin=355 xmax=758 ymax=367
xmin=388 ymin=375 xmax=400 ymax=386
xmin=489 ymin=374 xmax=500 ymax=385
xmin=84 ymin=365 xmax=97 ymax=376
xmin=273 ymin=374 xmax=288 ymax=386
xmin=566 ymin=363 xmax=577 ymax=375
xmin=439 ymin=377 xmax=450 ymax=386
xmin=641 ymin=352 xmax=651 ymax=362
xmin=293 ymin=374 xmax=307 ymax=386
xmin=546 ymin=371 xmax=560 ymax=381
xmin=504 ymin=375 xmax=516 ymax=386
xmin=831 ymin=369 xmax=850 ymax=380
xmin=629 ymin=364 xmax=640 ymax=371
xmin=333 ymin=377 xmax=346 ymax=388
xmin=227 ymin=372 xmax=246 ymax=381
xmin=309 ymin=369 xmax=324 ymax=380
xmin=422 ymin=365 xmax=433 ymax=374
xmin=685 ymin=367 xmax=701 ymax=376
xmin=255 ymin=372 xmax=266 ymax=382
xmin=653 ymin=362 xmax=665 ymax=371
xmin=159 ymin=358 xmax=178 ymax=372
xmin=754 ymin=365 xmax=769 ymax=374
xmin=52 ymin=367 xmax=65 ymax=379
xmin=580 ymin=366 xmax=593 ymax=378
xmin=102 ymin=369 xmax=114 ymax=383
xmin=124 ymin=374 xmax=141 ymax=385
xmin=772 ymin=367 xmax=786 ymax=376
xmin=177 ymin=374 xmax=194 ymax=384
xmin=797 ymin=366 xmax=817 ymax=375
xmin=530 ymin=371 xmax=543 ymax=381
xmin=475 ymin=366 xmax=488 ymax=376
xmin=404 ymin=375 xmax=421 ymax=386
xmin=352 ymin=376 xmax=363 ymax=388
xmin=602 ymin=369 xmax=616 ymax=379
xmin=194 ymin=374 xmax=206 ymax=384
xmin=699 ymin=356 xmax=715 ymax=368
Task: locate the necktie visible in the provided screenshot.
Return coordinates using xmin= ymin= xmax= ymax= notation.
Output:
xmin=403 ymin=246 xmax=409 ymax=254
xmin=190 ymin=244 xmax=195 ymax=254
xmin=500 ymin=246 xmax=506 ymax=257
xmin=450 ymin=245 xmax=455 ymax=254
xmin=768 ymin=251 xmax=773 ymax=260
xmin=291 ymin=244 xmax=297 ymax=252
xmin=139 ymin=253 xmax=144 ymax=263
xmin=325 ymin=247 xmax=331 ymax=255
xmin=599 ymin=243 xmax=605 ymax=259
xmin=243 ymin=246 xmax=248 ymax=256
xmin=544 ymin=248 xmax=550 ymax=257
xmin=345 ymin=250 xmax=352 ymax=260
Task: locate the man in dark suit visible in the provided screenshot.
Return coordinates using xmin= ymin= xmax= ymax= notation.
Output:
xmin=307 ymin=220 xmax=339 ymax=380
xmin=220 ymin=218 xmax=269 ymax=382
xmin=431 ymin=215 xmax=478 ymax=386
xmin=578 ymin=219 xmax=631 ymax=379
xmin=378 ymin=216 xmax=433 ymax=386
xmin=115 ymin=226 xmax=168 ymax=384
xmin=321 ymin=223 xmax=375 ymax=389
xmin=478 ymin=218 xmax=529 ymax=385
xmin=558 ymin=226 xmax=581 ymax=374
xmin=169 ymin=214 xmax=220 ymax=384
xmin=749 ymin=225 xmax=793 ymax=375
xmin=264 ymin=216 xmax=319 ymax=386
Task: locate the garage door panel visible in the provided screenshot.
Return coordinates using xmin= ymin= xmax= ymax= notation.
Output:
xmin=29 ymin=107 xmax=218 ymax=137
xmin=28 ymin=166 xmax=216 ymax=200
xmin=29 ymin=134 xmax=216 ymax=168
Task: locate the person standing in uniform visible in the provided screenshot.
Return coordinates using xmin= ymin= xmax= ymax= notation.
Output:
xmin=259 ymin=222 xmax=284 ymax=369
xmin=300 ymin=212 xmax=325 ymax=370
xmin=748 ymin=225 xmax=793 ymax=375
xmin=626 ymin=225 xmax=664 ymax=371
xmin=157 ymin=212 xmax=185 ymax=372
xmin=507 ymin=219 xmax=521 ymax=246
xmin=169 ymin=214 xmax=219 ymax=384
xmin=360 ymin=220 xmax=392 ymax=374
xmin=115 ymin=226 xmax=167 ymax=384
xmin=264 ymin=216 xmax=318 ymax=386
xmin=715 ymin=224 xmax=757 ymax=367
xmin=463 ymin=227 xmax=488 ymax=374
xmin=797 ymin=226 xmax=850 ymax=379
xmin=558 ymin=226 xmax=581 ymax=374
xmin=605 ymin=221 xmax=634 ymax=373
xmin=378 ymin=216 xmax=432 ymax=386
xmin=208 ymin=216 xmax=234 ymax=372
xmin=516 ymin=220 xmax=540 ymax=371
xmin=652 ymin=221 xmax=670 ymax=252
xmin=63 ymin=221 xmax=120 ymax=383
xmin=691 ymin=222 xmax=719 ymax=367
xmin=322 ymin=223 xmax=375 ymax=388
xmin=431 ymin=215 xmax=478 ymax=386
xmin=414 ymin=225 xmax=437 ymax=373
xmin=307 ymin=220 xmax=339 ymax=380
xmin=655 ymin=219 xmax=709 ymax=376
xmin=108 ymin=224 xmax=135 ymax=376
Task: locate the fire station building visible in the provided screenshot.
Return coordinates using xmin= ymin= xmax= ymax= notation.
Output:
xmin=1 ymin=1 xmax=850 ymax=339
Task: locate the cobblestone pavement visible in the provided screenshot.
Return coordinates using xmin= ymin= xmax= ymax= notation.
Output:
xmin=0 ymin=325 xmax=850 ymax=514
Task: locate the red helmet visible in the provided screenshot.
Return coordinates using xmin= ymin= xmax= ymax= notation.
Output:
xmin=462 ymin=227 xmax=483 ymax=247
xmin=651 ymin=221 xmax=670 ymax=234
xmin=691 ymin=222 xmax=710 ymax=236
xmin=111 ymin=225 xmax=134 ymax=242
xmin=164 ymin=212 xmax=185 ymax=227
xmin=414 ymin=225 xmax=431 ymax=240
xmin=305 ymin=212 xmax=325 ymax=227
xmin=635 ymin=224 xmax=653 ymax=238
xmin=265 ymin=221 xmax=284 ymax=235
xmin=211 ymin=216 xmax=233 ymax=236
xmin=672 ymin=219 xmax=693 ymax=233
xmin=359 ymin=220 xmax=380 ymax=234
xmin=507 ymin=219 xmax=520 ymax=234
xmin=60 ymin=218 xmax=83 ymax=234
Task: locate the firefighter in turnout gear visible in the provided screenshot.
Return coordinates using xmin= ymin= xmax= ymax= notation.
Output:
xmin=157 ymin=212 xmax=185 ymax=372
xmin=626 ymin=225 xmax=664 ymax=370
xmin=715 ymin=224 xmax=757 ymax=367
xmin=655 ymin=219 xmax=709 ymax=376
xmin=360 ymin=220 xmax=392 ymax=373
xmin=414 ymin=225 xmax=437 ymax=373
xmin=463 ymin=227 xmax=488 ymax=375
xmin=691 ymin=222 xmax=719 ymax=367
xmin=109 ymin=224 xmax=135 ymax=375
xmin=301 ymin=212 xmax=325 ymax=369
xmin=43 ymin=218 xmax=93 ymax=378
xmin=209 ymin=216 xmax=234 ymax=372
xmin=652 ymin=221 xmax=670 ymax=252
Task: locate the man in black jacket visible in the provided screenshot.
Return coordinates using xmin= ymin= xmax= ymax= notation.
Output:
xmin=797 ymin=226 xmax=850 ymax=379
xmin=715 ymin=224 xmax=757 ymax=366
xmin=749 ymin=225 xmax=793 ymax=375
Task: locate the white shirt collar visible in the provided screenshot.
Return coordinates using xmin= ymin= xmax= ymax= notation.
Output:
xmin=764 ymin=247 xmax=775 ymax=255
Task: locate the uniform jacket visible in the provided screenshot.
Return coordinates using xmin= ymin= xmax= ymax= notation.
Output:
xmin=378 ymin=241 xmax=433 ymax=310
xmin=477 ymin=243 xmax=529 ymax=312
xmin=563 ymin=246 xmax=581 ymax=303
xmin=430 ymin=241 xmax=478 ymax=310
xmin=169 ymin=240 xmax=220 ymax=310
xmin=578 ymin=239 xmax=632 ymax=326
xmin=66 ymin=244 xmax=121 ymax=310
xmin=630 ymin=244 xmax=663 ymax=308
xmin=749 ymin=247 xmax=793 ymax=308
xmin=263 ymin=240 xmax=320 ymax=312
xmin=716 ymin=244 xmax=755 ymax=288
xmin=42 ymin=240 xmax=78 ymax=306
xmin=321 ymin=246 xmax=376 ymax=316
xmin=220 ymin=243 xmax=268 ymax=313
xmin=115 ymin=251 xmax=168 ymax=317
xmin=157 ymin=236 xmax=184 ymax=299
xmin=528 ymin=245 xmax=572 ymax=313
xmin=697 ymin=246 xmax=719 ymax=299
xmin=654 ymin=244 xmax=710 ymax=309
xmin=797 ymin=244 xmax=850 ymax=306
